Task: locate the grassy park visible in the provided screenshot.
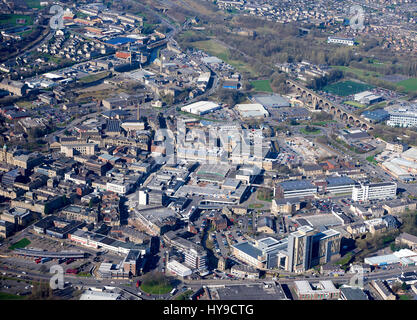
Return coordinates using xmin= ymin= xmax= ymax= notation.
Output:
xmin=0 ymin=14 xmax=33 ymax=27
xmin=250 ymin=80 xmax=273 ymax=92
xmin=24 ymin=0 xmax=41 ymax=9
xmin=257 ymin=188 xmax=273 ymax=202
xmin=396 ymin=78 xmax=417 ymax=93
xmin=249 ymin=203 xmax=264 ymax=209
xmin=0 ymin=292 xmax=26 ymax=300
xmin=310 ymin=120 xmax=337 ymax=126
xmin=323 ymin=80 xmax=373 ymax=97
xmin=140 ymin=272 xmax=173 ymax=295
xmin=344 ymin=101 xmax=366 ymax=108
xmin=8 ymin=238 xmax=31 ymax=250
xmin=175 ymin=290 xmax=194 ymax=300
xmin=190 ymin=40 xmax=257 ymax=76
xmin=78 ymin=71 xmax=111 ymax=85
xmin=366 ymin=155 xmax=378 ymax=164
xmin=336 ymin=252 xmax=353 ymax=267
xmin=332 ymin=65 xmax=416 ymax=93
xmin=300 ymin=126 xmax=321 ymax=135
xmin=332 ymin=66 xmax=381 ymax=80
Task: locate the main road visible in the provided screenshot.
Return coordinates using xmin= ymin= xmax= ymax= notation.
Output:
xmin=182 ymin=264 xmax=416 ymax=288
xmin=4 ymin=261 xmax=413 ymax=294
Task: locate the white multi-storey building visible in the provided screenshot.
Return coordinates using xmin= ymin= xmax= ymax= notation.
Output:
xmin=387 ymin=106 xmax=417 ymax=127
xmin=138 ymin=190 xmax=148 ymax=205
xmin=327 ymin=36 xmax=355 ymax=46
xmin=106 ymin=181 xmax=133 ymax=195
xmin=167 ymin=260 xmax=192 ymax=277
xmin=184 ymin=247 xmax=208 ymax=271
xmin=352 ymin=182 xmax=397 ymax=202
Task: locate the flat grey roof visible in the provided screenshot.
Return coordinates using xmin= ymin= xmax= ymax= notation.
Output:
xmin=233 ymin=242 xmax=262 ymax=259
xmin=368 ymin=182 xmax=396 ymax=187
xmin=253 ymin=94 xmax=291 ymax=108
xmin=280 ymin=180 xmax=315 ymax=191
xmin=211 ymin=283 xmax=287 ymax=300
xmin=326 ymin=176 xmax=355 ymax=186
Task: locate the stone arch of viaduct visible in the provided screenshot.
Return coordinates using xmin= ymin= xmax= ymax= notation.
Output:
xmin=286 ymin=80 xmax=373 ymax=131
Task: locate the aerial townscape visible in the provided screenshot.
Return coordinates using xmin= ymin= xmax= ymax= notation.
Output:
xmin=0 ymin=0 xmax=416 ymax=303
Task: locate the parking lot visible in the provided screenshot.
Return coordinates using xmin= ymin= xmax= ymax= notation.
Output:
xmin=0 ymin=274 xmax=33 ymax=297
xmin=0 ymin=230 xmax=127 ymax=280
xmin=312 ymin=200 xmax=333 ymax=213
xmin=235 ymin=213 xmax=257 ymax=233
xmin=213 ymin=232 xmax=229 ymax=257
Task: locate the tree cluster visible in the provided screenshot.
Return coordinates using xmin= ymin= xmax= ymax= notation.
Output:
xmin=307 ymin=69 xmax=343 ymax=90
xmin=214 ymin=88 xmax=246 ymax=106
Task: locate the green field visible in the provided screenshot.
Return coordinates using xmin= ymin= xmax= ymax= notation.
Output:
xmin=24 ymin=0 xmax=41 ymax=9
xmin=190 ymin=40 xmax=257 ymax=76
xmin=397 ymin=78 xmax=417 ymax=93
xmin=8 ymin=238 xmax=31 ymax=251
xmin=140 ymin=283 xmax=173 ymax=295
xmin=257 ymin=188 xmax=273 ymax=201
xmin=310 ymin=120 xmax=337 ymax=126
xmin=140 ymin=273 xmax=173 ymax=295
xmin=78 ymin=71 xmax=111 ymax=84
xmin=249 ymin=203 xmax=264 ymax=209
xmin=37 ymin=53 xmax=66 ymax=65
xmin=300 ymin=126 xmax=321 ymax=135
xmin=323 ymin=80 xmax=373 ymax=97
xmin=18 ymin=28 xmax=34 ymax=37
xmin=332 ymin=65 xmax=382 ymax=80
xmin=336 ymin=252 xmax=353 ymax=267
xmin=175 ymin=290 xmax=194 ymax=300
xmin=0 ymin=14 xmax=33 ymax=27
xmin=0 ymin=292 xmax=26 ymax=300
xmin=250 ymin=80 xmax=273 ymax=92
xmin=344 ymin=100 xmax=366 ymax=108
xmin=77 ymin=272 xmax=92 ymax=277
xmin=332 ymin=65 xmax=415 ymax=93
xmin=366 ymin=155 xmax=378 ymax=164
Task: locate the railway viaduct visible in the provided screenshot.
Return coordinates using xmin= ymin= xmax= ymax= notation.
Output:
xmin=286 ymin=79 xmax=374 ymax=131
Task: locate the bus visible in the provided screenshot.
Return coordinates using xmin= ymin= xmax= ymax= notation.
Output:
xmin=41 ymin=257 xmax=51 ymax=264
xmin=170 ymin=288 xmax=177 ymax=296
xmin=66 ymin=269 xmax=78 ymax=275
